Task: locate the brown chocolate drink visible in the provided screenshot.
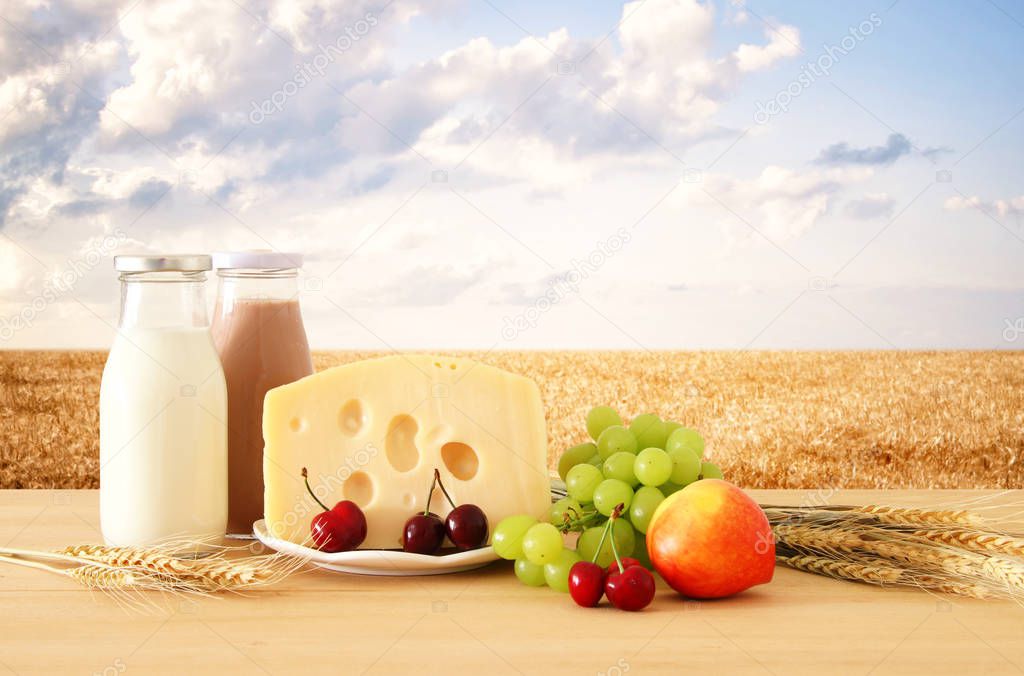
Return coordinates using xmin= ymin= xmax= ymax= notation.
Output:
xmin=211 ymin=253 xmax=313 ymax=535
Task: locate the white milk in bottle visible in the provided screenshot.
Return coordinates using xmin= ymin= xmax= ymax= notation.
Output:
xmin=99 ymin=255 xmax=227 ymax=548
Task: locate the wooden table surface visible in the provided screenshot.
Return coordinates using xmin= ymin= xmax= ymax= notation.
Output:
xmin=2 ymin=489 xmax=1023 ymax=675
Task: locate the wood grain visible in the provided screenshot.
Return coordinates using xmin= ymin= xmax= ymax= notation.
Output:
xmin=2 ymin=489 xmax=1023 ymax=675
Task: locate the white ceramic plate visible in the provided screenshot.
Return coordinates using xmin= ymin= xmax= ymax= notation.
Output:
xmin=252 ymin=519 xmax=500 ymax=576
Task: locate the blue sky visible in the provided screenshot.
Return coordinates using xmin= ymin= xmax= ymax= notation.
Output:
xmin=0 ymin=0 xmax=1022 ymax=349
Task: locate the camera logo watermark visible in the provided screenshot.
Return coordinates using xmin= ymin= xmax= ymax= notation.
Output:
xmin=1003 ymin=318 xmax=1024 ymax=342
xmin=754 ymin=13 xmax=882 ymax=125
xmin=249 ymin=13 xmax=378 ymax=125
xmin=93 ymin=658 xmax=126 ymax=676
xmin=500 ymin=228 xmax=632 ymax=342
xmin=597 ymin=658 xmax=630 ymax=676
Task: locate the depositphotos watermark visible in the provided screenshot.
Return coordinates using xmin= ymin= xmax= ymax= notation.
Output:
xmin=249 ymin=13 xmax=378 ymax=125
xmin=500 ymin=228 xmax=632 ymax=342
xmin=754 ymin=12 xmax=882 ymax=125
xmin=268 ymin=443 xmax=379 ymax=539
xmin=0 ymin=229 xmax=127 ymax=342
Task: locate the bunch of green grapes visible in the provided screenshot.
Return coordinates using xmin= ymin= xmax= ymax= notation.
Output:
xmin=558 ymin=406 xmax=722 ymax=566
xmin=495 ymin=406 xmax=722 ymax=591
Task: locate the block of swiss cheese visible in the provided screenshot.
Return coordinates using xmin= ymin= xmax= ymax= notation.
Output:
xmin=262 ymin=354 xmax=551 ymax=549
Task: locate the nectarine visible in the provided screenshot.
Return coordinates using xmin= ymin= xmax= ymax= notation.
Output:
xmin=646 ymin=479 xmax=774 ymax=599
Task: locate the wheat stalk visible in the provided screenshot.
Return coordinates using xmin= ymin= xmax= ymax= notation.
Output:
xmin=913 ymin=529 xmax=1024 ymax=558
xmin=769 ymin=501 xmax=1024 ymax=601
xmin=59 ymin=544 xmax=193 ymax=576
xmin=772 ymin=524 xmax=865 ymax=552
xmin=853 ymin=505 xmax=983 ymax=527
xmin=776 ymin=553 xmax=905 ymax=585
xmin=67 ymin=564 xmax=142 ymax=590
xmin=0 ymin=540 xmax=306 ymax=601
xmin=58 ymin=543 xmax=302 ymax=590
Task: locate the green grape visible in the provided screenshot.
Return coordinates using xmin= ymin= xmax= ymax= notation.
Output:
xmin=629 ymin=413 xmax=669 ymax=449
xmin=586 ymin=406 xmax=623 ymax=441
xmin=659 ymin=481 xmax=684 ymax=495
xmin=557 ymin=442 xmax=598 ymax=481
xmin=633 ymin=535 xmax=654 ymax=569
xmin=629 ymin=486 xmax=665 ymax=534
xmin=492 ymin=514 xmax=538 ymax=560
xmin=548 ymin=497 xmax=582 ymax=528
xmin=566 ymin=464 xmax=603 ymax=503
xmin=610 ymin=518 xmax=636 ymax=559
xmin=668 ymin=446 xmax=701 ymax=485
xmin=663 ymin=421 xmax=682 ymax=436
xmin=666 ymin=427 xmax=705 ymax=458
xmin=700 ymin=461 xmax=724 ymax=480
xmin=514 ymin=558 xmax=546 ymax=586
xmin=593 ymin=479 xmax=634 ymax=516
xmin=575 ymin=520 xmax=635 ymax=566
xmin=521 ymin=522 xmax=564 ymax=565
xmin=587 ymin=454 xmax=603 ymax=467
xmin=596 ymin=425 xmax=638 ymax=460
xmin=543 ymin=548 xmax=582 ymax=592
xmin=601 ymin=451 xmax=639 ymax=486
xmin=634 ymin=447 xmax=672 ymax=487
xmin=576 ymin=526 xmax=612 ymax=567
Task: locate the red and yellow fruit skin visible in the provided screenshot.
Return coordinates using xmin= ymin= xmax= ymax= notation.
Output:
xmin=646 ymin=479 xmax=774 ymax=599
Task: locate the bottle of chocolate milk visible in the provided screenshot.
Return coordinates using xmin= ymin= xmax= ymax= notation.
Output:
xmin=211 ymin=251 xmax=313 ymax=536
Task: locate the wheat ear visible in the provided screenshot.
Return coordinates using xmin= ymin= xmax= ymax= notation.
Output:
xmin=854 ymin=505 xmax=983 ymax=527
xmin=60 ymin=544 xmax=194 ymax=576
xmin=56 ymin=543 xmax=304 ymax=592
xmin=776 ymin=553 xmax=904 ymax=584
xmin=772 ymin=524 xmax=865 ymax=552
xmin=913 ymin=529 xmax=1024 ymax=558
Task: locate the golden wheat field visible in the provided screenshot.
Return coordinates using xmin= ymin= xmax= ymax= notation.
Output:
xmin=1 ymin=350 xmax=1023 ymax=490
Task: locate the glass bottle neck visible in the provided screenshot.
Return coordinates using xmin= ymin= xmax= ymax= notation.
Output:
xmin=215 ymin=269 xmax=300 ymax=312
xmin=119 ymin=271 xmax=210 ymax=330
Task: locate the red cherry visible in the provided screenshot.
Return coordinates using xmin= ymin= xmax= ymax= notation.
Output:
xmin=605 ymin=565 xmax=656 ymax=611
xmin=302 ymin=468 xmax=367 ymax=553
xmin=403 ymin=513 xmax=446 ymax=554
xmin=311 ymin=501 xmax=367 ymax=552
xmin=445 ymin=504 xmax=488 ymax=550
xmin=569 ymin=561 xmax=606 ymax=607
xmin=605 ymin=557 xmax=643 ymax=577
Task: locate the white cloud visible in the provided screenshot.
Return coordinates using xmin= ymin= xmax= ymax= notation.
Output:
xmin=845 ymin=192 xmax=895 ymax=220
xmin=4 ymin=0 xmax=1013 ymax=350
xmin=679 ymin=166 xmax=869 ymax=241
xmin=734 ymin=25 xmax=802 ymax=72
xmin=336 ymin=0 xmax=801 ymax=162
xmin=944 ymin=194 xmax=1024 ymax=219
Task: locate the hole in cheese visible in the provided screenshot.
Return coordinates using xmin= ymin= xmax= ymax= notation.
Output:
xmin=338 ymin=398 xmax=366 ymax=437
xmin=289 ymin=417 xmax=304 ymax=432
xmin=385 ymin=414 xmax=420 ymax=472
xmin=441 ymin=442 xmax=479 ymax=480
xmin=343 ymin=471 xmax=375 ymax=507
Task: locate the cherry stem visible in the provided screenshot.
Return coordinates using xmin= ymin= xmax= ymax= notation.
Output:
xmin=301 ymin=467 xmax=330 ymax=512
xmin=590 ymin=514 xmax=614 ymax=565
xmin=608 ymin=503 xmax=626 ymax=574
xmin=423 ymin=469 xmax=440 ymax=516
xmin=560 ymin=508 xmax=600 ymax=534
xmin=434 ymin=468 xmax=457 ymax=510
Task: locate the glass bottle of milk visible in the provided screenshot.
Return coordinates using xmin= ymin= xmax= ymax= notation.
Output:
xmin=99 ymin=255 xmax=228 ymax=548
xmin=210 ymin=251 xmax=313 ymax=537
